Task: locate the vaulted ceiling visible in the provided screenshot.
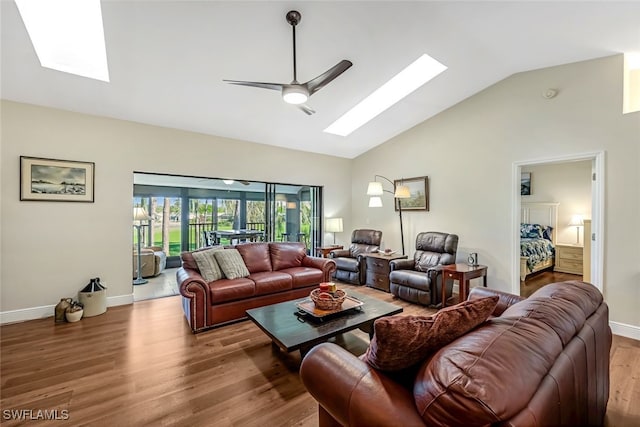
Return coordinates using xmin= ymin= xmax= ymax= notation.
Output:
xmin=2 ymin=1 xmax=639 ymax=158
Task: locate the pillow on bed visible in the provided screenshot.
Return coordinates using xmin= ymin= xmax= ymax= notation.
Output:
xmin=542 ymin=226 xmax=553 ymax=241
xmin=520 ymin=223 xmax=545 ymax=239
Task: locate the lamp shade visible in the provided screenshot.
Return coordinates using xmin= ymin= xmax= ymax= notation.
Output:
xmin=133 ymin=207 xmax=151 ymax=222
xmin=568 ymin=214 xmax=584 ymax=226
xmin=366 ymin=181 xmax=384 ymax=196
xmin=325 ymin=218 xmax=343 ymax=233
xmin=368 ymin=196 xmax=383 ymax=207
xmin=282 ymin=86 xmax=309 ymax=104
xmin=394 ymin=184 xmax=411 ymax=199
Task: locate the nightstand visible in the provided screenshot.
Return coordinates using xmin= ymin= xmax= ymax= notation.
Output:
xmin=554 ymin=244 xmax=583 ymax=275
xmin=364 ymin=253 xmax=407 ymax=292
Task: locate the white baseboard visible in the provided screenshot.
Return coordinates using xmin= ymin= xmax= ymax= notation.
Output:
xmin=609 ymin=321 xmax=640 ymax=341
xmin=0 ymin=294 xmax=134 ymax=325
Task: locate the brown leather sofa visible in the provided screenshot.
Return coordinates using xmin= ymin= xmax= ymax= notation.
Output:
xmin=329 ymin=229 xmax=382 ymax=285
xmin=300 ymin=281 xmax=611 ymax=426
xmin=177 ymin=242 xmax=336 ymax=333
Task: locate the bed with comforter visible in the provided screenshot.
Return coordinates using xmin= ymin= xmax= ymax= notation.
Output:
xmin=520 ymin=223 xmax=555 ymax=281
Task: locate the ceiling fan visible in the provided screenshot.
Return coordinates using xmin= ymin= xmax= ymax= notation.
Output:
xmin=223 ymin=10 xmax=352 ymax=115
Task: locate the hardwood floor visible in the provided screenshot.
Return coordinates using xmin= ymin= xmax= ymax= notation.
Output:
xmin=520 ymin=269 xmax=582 ymax=298
xmin=1 ymin=284 xmax=638 ymax=426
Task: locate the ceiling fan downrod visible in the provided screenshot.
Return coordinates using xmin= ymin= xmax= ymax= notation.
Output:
xmin=286 ymin=10 xmax=301 ymax=83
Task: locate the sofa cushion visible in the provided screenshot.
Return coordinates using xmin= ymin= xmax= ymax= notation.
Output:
xmin=249 ymin=271 xmax=292 ymax=296
xmin=269 ymin=242 xmax=306 ymax=271
xmin=214 ymin=249 xmax=250 ymax=279
xmin=280 ymin=267 xmax=325 ymax=289
xmin=181 ymin=246 xmax=216 ymax=271
xmin=191 ymin=246 xmax=224 ymax=282
xmin=364 ymin=295 xmax=499 ymax=371
xmin=236 ymin=243 xmax=272 ymax=273
xmin=209 ymin=277 xmax=256 ymax=304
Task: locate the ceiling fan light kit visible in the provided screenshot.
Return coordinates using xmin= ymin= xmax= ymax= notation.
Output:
xmin=282 ymin=86 xmax=309 ymax=104
xmin=224 ymin=10 xmax=352 ymax=115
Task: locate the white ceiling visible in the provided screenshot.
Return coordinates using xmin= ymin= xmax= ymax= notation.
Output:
xmin=2 ymin=1 xmax=639 ymax=159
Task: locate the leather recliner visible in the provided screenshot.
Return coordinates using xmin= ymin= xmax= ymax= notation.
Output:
xmin=329 ymin=229 xmax=382 ymax=285
xmin=389 ymin=231 xmax=458 ymax=306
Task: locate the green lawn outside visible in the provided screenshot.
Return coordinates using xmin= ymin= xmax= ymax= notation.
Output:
xmin=146 ymin=221 xmax=308 ymax=256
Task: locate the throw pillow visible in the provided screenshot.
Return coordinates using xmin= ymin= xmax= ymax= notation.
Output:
xmin=364 ymin=295 xmax=499 ymax=371
xmin=214 ymin=249 xmax=250 ymax=280
xmin=191 ymin=246 xmax=225 ymax=282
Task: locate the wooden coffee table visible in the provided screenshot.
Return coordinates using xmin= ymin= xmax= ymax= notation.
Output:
xmin=246 ymin=290 xmax=403 ymax=356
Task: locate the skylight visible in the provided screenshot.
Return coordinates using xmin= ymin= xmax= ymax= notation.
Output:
xmin=324 ymin=54 xmax=447 ymax=137
xmin=623 ymin=52 xmax=640 ymax=114
xmin=15 ymin=0 xmax=110 ymax=82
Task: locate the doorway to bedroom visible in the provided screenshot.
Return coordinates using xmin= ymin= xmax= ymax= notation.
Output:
xmin=514 ymin=151 xmax=604 ymax=297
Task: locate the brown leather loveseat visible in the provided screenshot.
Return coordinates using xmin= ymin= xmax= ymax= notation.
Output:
xmin=300 ymin=281 xmax=611 ymax=426
xmin=178 ymin=242 xmax=336 ymax=332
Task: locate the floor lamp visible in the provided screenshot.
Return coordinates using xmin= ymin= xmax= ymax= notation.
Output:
xmin=133 ymin=207 xmax=151 ymax=285
xmin=367 ymin=175 xmax=411 ymax=255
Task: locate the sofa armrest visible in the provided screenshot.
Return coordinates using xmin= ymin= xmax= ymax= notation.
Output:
xmin=390 ymin=258 xmax=414 ymax=271
xmin=468 ymin=287 xmax=525 ymax=316
xmin=301 ymin=343 xmax=425 ymax=427
xmin=144 ymin=245 xmax=164 ymax=252
xmin=177 ymin=267 xmax=209 ymax=332
xmin=302 ymin=256 xmax=337 ymax=282
xmin=329 ymin=249 xmax=351 ymax=258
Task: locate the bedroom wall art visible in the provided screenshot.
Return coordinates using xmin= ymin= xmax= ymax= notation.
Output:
xmin=521 ymin=172 xmax=531 ymax=196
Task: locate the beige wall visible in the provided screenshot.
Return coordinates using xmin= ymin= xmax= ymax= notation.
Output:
xmin=522 ymin=161 xmax=592 ymax=245
xmin=2 ymin=55 xmax=639 ymax=338
xmin=352 ymin=55 xmax=640 ymax=333
xmin=0 ymin=101 xmax=352 ymax=318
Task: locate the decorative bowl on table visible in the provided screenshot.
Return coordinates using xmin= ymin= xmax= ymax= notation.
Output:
xmin=310 ymin=288 xmax=347 ymax=311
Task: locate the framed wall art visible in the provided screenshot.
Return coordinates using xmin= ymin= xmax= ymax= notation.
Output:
xmin=394 ymin=176 xmax=429 ymax=211
xmin=20 ymin=156 xmax=95 ymax=202
xmin=521 ymin=172 xmax=532 ymax=196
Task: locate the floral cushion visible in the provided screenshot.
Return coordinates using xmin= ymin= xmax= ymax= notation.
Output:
xmin=520 ymin=223 xmax=545 ymax=239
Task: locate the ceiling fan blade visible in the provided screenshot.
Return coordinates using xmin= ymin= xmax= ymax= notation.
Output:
xmin=297 ymin=104 xmax=316 ymax=115
xmin=223 ymin=80 xmax=284 ymax=91
xmin=304 ymin=60 xmax=353 ymax=95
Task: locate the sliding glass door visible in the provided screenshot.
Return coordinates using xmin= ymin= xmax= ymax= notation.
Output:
xmin=133 ymin=173 xmax=323 ymax=263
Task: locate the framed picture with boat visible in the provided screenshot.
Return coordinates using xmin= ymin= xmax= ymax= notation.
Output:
xmin=20 ymin=156 xmax=95 ymax=202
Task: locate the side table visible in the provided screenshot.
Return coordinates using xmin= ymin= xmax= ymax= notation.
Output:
xmin=364 ymin=253 xmax=408 ymax=292
xmin=315 ymin=245 xmax=343 ymax=258
xmin=440 ymin=264 xmax=488 ymax=307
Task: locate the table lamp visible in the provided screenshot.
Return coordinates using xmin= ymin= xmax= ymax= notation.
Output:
xmin=568 ymin=214 xmax=584 ymax=245
xmin=325 ymin=218 xmax=343 ymax=245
